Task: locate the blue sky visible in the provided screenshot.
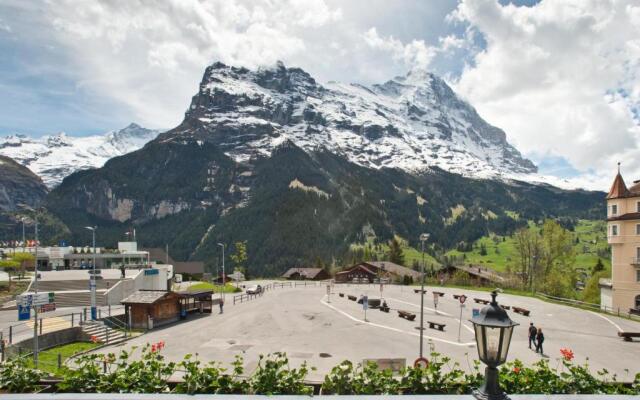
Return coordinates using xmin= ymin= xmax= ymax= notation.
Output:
xmin=0 ymin=0 xmax=639 ymax=189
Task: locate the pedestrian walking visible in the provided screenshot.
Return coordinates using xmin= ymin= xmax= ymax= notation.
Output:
xmin=535 ymin=327 xmax=545 ymax=354
xmin=528 ymin=322 xmax=537 ymax=349
xmin=219 ymin=298 xmax=224 ymax=314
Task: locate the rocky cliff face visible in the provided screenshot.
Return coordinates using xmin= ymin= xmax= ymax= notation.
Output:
xmin=159 ymin=61 xmax=536 ymax=177
xmin=0 ymin=155 xmax=48 ymax=212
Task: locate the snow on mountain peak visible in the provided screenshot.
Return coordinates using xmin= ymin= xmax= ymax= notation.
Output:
xmin=161 ymin=61 xmax=536 ymax=179
xmin=0 ymin=124 xmax=161 ymax=187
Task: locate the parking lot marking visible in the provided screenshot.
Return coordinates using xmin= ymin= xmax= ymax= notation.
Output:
xmin=588 ymin=311 xmax=623 ymax=332
xmin=320 ymin=296 xmax=475 ymax=347
xmin=386 ymin=297 xmax=474 ymax=334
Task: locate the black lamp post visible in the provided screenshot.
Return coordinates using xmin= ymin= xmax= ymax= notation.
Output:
xmin=469 ymin=290 xmax=518 ymax=400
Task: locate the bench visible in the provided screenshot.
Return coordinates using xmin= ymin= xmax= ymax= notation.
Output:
xmin=513 ymin=307 xmax=530 ymax=316
xmin=380 ymin=306 xmax=390 ymax=313
xmin=501 ymin=305 xmax=511 ymax=310
xmin=414 ymin=289 xmax=427 ymax=294
xmin=474 ymin=298 xmax=489 ymax=305
xmin=432 ymin=291 xmax=445 ymax=297
xmin=398 ymin=310 xmax=416 ymax=321
xmin=428 ymin=321 xmax=446 ymax=331
xmin=339 ymin=293 xmax=344 ymax=297
xmin=348 ymin=295 xmax=357 ymax=301
xmin=618 ymin=331 xmax=640 ymax=342
xmin=453 ymin=294 xmax=464 ymax=300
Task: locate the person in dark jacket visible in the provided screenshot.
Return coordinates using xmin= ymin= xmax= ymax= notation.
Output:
xmin=528 ymin=322 xmax=537 ymax=349
xmin=535 ymin=327 xmax=545 ymax=354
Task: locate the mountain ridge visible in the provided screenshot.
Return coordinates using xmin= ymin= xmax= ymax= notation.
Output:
xmin=0 ymin=123 xmax=161 ymax=188
xmin=158 ymin=61 xmax=537 ymax=179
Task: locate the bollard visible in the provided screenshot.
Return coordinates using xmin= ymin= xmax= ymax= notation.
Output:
xmin=9 ymin=326 xmax=12 ymax=344
xmin=39 ymin=318 xmax=43 ymax=335
xmin=71 ymin=313 xmax=74 ymax=327
xmin=57 ymin=353 xmax=62 ymax=369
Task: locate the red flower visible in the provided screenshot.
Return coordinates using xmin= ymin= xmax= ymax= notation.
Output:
xmin=91 ymin=335 xmax=99 ymax=344
xmin=151 ymin=344 xmax=158 ymax=353
xmin=513 ymin=367 xmax=521 ymax=374
xmin=560 ymin=348 xmax=574 ymax=361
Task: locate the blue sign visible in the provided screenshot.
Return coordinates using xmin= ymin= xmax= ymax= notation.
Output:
xmin=144 ymin=269 xmax=159 ymax=276
xmin=472 ymin=308 xmax=480 ymax=318
xmin=58 ymin=240 xmax=68 ymax=247
xmin=18 ymin=304 xmax=31 ymax=321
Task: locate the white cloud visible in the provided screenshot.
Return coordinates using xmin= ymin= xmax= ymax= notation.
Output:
xmin=27 ymin=0 xmax=341 ymax=128
xmin=449 ymin=0 xmax=640 ymax=190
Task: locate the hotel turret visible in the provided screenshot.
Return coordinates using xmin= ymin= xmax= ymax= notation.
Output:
xmin=603 ymin=168 xmax=640 ymax=314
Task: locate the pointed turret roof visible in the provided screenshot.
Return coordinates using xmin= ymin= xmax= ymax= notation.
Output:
xmin=607 ymin=171 xmax=629 ymax=199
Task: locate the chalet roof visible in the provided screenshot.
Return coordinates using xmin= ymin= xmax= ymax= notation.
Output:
xmin=607 ymin=212 xmax=640 ymax=222
xmin=607 ymin=172 xmax=630 ymax=199
xmin=281 ymin=268 xmax=324 ymax=279
xmin=336 ymin=261 xmax=421 ymax=280
xmin=445 ymin=264 xmax=505 ymax=283
xmin=121 ymin=290 xmax=178 ymax=305
xmin=335 ymin=264 xmax=376 ymax=276
xmin=365 ymin=261 xmax=422 ymax=279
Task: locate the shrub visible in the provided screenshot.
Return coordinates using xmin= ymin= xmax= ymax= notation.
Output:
xmin=0 ymin=356 xmax=43 ymax=393
xmin=249 ymin=353 xmax=313 ymax=395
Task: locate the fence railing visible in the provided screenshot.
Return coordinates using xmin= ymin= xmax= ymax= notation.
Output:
xmin=536 ymin=292 xmax=640 ymax=322
xmin=0 ymin=304 xmax=125 ymax=346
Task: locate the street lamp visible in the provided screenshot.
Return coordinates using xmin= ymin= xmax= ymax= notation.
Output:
xmin=17 ymin=204 xmax=40 ymax=367
xmin=469 ymin=290 xmax=518 ymax=400
xmin=217 ymin=243 xmax=225 ymax=299
xmin=85 ymin=226 xmax=97 ymax=320
xmin=418 ymin=233 xmax=430 ymax=359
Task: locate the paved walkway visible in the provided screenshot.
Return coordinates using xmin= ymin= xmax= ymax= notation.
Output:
xmin=90 ymin=283 xmax=640 ymax=381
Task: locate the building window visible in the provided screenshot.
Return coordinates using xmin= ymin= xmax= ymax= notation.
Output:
xmin=611 ymin=204 xmax=618 ymax=215
xmin=611 ymin=225 xmax=619 ymax=236
xmin=637 ymin=201 xmax=640 ymax=212
xmin=637 ymin=224 xmax=640 ymax=235
xmin=637 ymin=270 xmax=640 ymax=283
xmin=636 ymin=295 xmax=640 ymax=309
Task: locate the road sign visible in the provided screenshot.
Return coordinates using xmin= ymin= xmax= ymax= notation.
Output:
xmin=459 ymin=294 xmax=467 ymax=304
xmin=362 ymin=295 xmax=369 ymax=310
xmin=37 ymin=303 xmax=56 ymax=313
xmin=17 ymin=292 xmax=54 ymax=307
xmin=472 ymin=308 xmax=480 ymax=318
xmin=18 ymin=304 xmax=31 ymax=321
xmin=414 ymin=357 xmax=429 ymax=368
xmin=432 ymin=292 xmax=439 ymax=306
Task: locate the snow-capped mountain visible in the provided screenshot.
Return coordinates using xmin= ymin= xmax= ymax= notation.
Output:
xmin=159 ymin=61 xmax=536 ymax=178
xmin=0 ymin=123 xmax=160 ymax=187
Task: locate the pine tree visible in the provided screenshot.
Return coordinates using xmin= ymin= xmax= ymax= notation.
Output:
xmin=593 ymin=258 xmax=604 ymax=272
xmin=387 ymin=238 xmax=405 ymax=265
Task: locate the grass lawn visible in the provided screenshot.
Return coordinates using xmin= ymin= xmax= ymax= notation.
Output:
xmin=350 ymin=237 xmax=441 ymax=269
xmin=187 ymin=282 xmax=240 ymax=293
xmin=444 ymin=219 xmax=610 ymax=273
xmin=24 ymin=341 xmax=99 ymax=375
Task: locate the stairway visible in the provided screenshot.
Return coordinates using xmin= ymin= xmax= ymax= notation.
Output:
xmin=53 ymin=290 xmax=108 ymax=308
xmin=81 ymin=321 xmax=127 ymax=345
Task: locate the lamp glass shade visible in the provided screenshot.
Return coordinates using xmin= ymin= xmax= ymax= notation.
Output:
xmin=474 ymin=324 xmax=485 ymax=360
xmin=499 ymin=325 xmax=514 ymax=363
xmin=485 ymin=326 xmax=503 ymax=364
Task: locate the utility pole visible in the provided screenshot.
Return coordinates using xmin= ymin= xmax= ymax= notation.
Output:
xmin=33 ymin=213 xmax=39 ymax=368
xmin=418 ymin=233 xmax=430 ymax=359
xmin=217 ymin=243 xmax=225 ymax=300
xmin=85 ymin=226 xmax=98 ymax=320
xmin=18 ymin=204 xmax=40 ymax=368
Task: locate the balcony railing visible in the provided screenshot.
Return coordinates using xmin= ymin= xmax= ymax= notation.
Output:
xmin=631 ymin=257 xmax=640 ymax=266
